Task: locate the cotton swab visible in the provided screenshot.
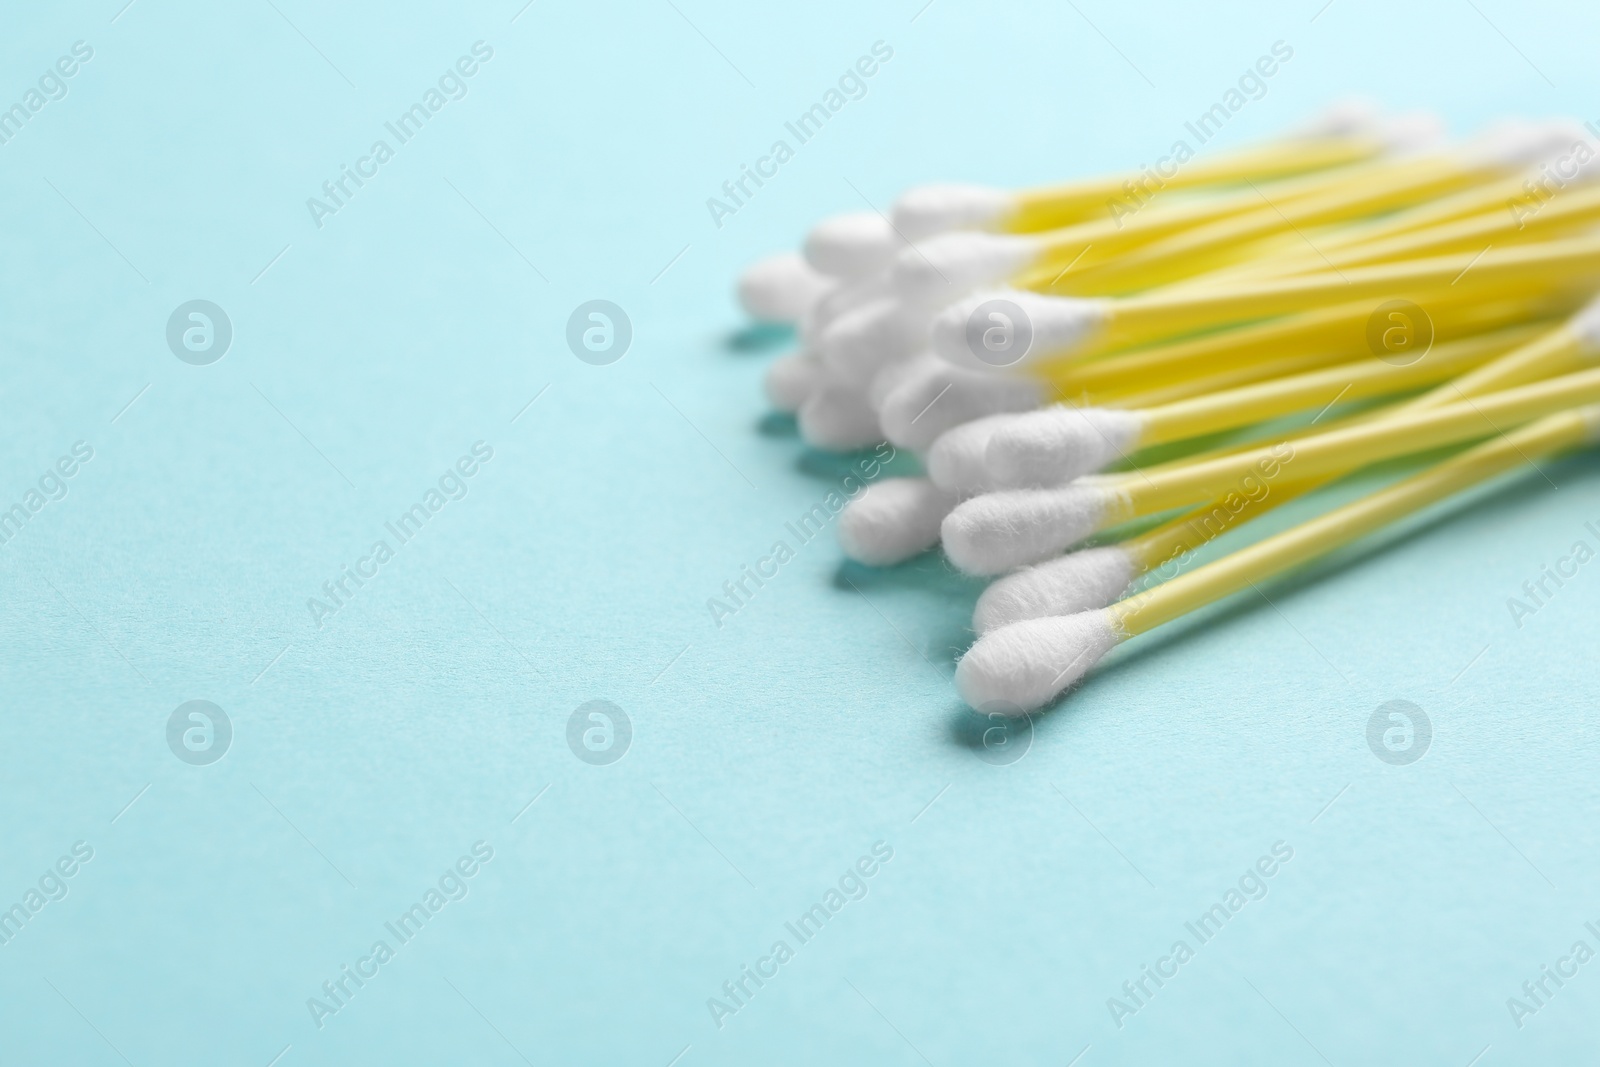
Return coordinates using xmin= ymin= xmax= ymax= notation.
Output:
xmin=1041 ymin=289 xmax=1574 ymax=402
xmin=1178 ymin=138 xmax=1599 ymax=288
xmin=738 ymin=252 xmax=835 ymax=323
xmin=956 ymin=405 xmax=1600 ymax=712
xmin=811 ymin=290 xmax=948 ymax=384
xmin=888 ymin=102 xmax=1409 ymax=239
xmin=851 ymin=211 xmax=1587 ymax=550
xmin=764 ymin=351 xmax=828 ymax=413
xmin=934 ymin=233 xmax=1600 ymax=372
xmin=973 ymin=323 xmax=1544 ymax=490
xmin=853 ymin=295 xmax=1575 ymax=552
xmin=970 ymin=295 xmax=1600 ymax=627
xmin=942 ymin=363 xmax=1600 ymax=574
xmin=790 ymin=114 xmax=1406 ymax=330
xmin=875 ymin=358 xmax=1047 ymax=450
xmin=836 ymin=398 xmax=1049 ymax=567
xmin=866 ymin=352 xmax=944 ymax=412
xmin=1175 ymin=172 xmax=1600 ymax=290
xmin=803 ymin=212 xmax=902 ymax=280
xmin=763 ymin=268 xmax=898 ymax=416
xmin=835 ymin=399 xmax=1040 ymax=568
xmin=892 ymin=131 xmax=1398 ymax=237
xmin=1043 ymin=120 xmax=1590 ymax=294
xmin=805 ymin=329 xmax=1053 ymax=449
xmin=1416 ymin=294 xmax=1600 ymax=397
xmin=883 ymin=167 xmax=1349 ymax=304
xmin=739 ymin=252 xmax=838 ymax=323
xmin=730 ymin=107 xmax=1600 ymax=721
xmin=924 ymin=412 xmax=1021 ymax=492
xmin=973 ymin=545 xmax=1143 ymax=635
xmin=744 ymin=212 xmax=908 ymax=330
xmin=836 ymin=477 xmax=959 ymax=566
xmin=776 ymin=123 xmax=1566 ymax=448
xmin=797 ymin=382 xmax=884 ymax=451
xmin=892 ymin=120 xmax=1572 ymax=304
xmin=755 ymin=115 xmax=1565 ymax=411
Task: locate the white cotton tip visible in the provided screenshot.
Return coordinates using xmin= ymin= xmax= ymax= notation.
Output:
xmin=973 ymin=546 xmax=1138 ymax=634
xmin=1290 ymin=97 xmax=1383 ymax=139
xmin=984 ymin=406 xmax=1146 ymax=487
xmin=738 ymin=252 xmax=835 ymax=323
xmin=932 ymin=289 xmax=1112 ymax=373
xmin=941 ymin=485 xmax=1119 ymax=575
xmin=1373 ymin=109 xmax=1446 ymax=155
xmin=890 ymin=233 xmax=1039 ymax=300
xmin=879 ymin=363 xmax=1045 ymax=451
xmin=925 ymin=414 xmax=1014 ymax=493
xmin=1570 ymin=294 xmax=1600 ymax=354
xmin=867 ymin=353 xmax=942 ymax=412
xmin=815 ymin=296 xmax=940 ymax=383
xmin=764 ymin=351 xmax=827 ymax=413
xmin=798 ymin=383 xmax=883 ymax=451
xmin=799 ymin=271 xmax=893 ymax=343
xmin=837 ymin=476 xmax=959 ymax=566
xmin=1460 ymin=117 xmax=1592 ymax=169
xmin=891 ymin=184 xmax=1016 ymax=241
xmin=955 ymin=611 xmax=1124 ymax=713
xmin=804 ymin=212 xmax=901 ymax=281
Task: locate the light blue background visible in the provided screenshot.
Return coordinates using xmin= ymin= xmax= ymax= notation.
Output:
xmin=3 ymin=1 xmax=1598 ymax=1063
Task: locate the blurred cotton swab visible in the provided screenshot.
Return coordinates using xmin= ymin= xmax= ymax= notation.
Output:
xmin=1041 ymin=289 xmax=1574 ymax=402
xmin=972 ymin=323 xmax=1541 ymax=490
xmin=737 ymin=252 xmax=835 ymax=323
xmin=971 ymin=294 xmax=1600 ymax=628
xmin=1042 ymin=119 xmax=1591 ymax=294
xmin=942 ymin=363 xmax=1600 ymax=574
xmin=841 ymin=275 xmax=1592 ymax=563
xmin=1184 ymin=172 xmax=1600 ymax=289
xmin=726 ymin=103 xmax=1600 ymax=719
xmin=889 ymin=100 xmax=1405 ymax=240
xmin=804 ymin=116 xmax=1442 ymax=378
xmin=957 ymin=405 xmax=1600 ymax=712
xmin=889 ymin=118 xmax=1589 ymax=304
xmin=836 ymin=477 xmax=960 ymax=566
xmin=738 ymin=106 xmax=1405 ymax=325
xmin=934 ymin=234 xmax=1600 ymax=373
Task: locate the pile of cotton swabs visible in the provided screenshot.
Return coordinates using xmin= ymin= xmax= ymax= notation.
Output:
xmin=732 ymin=101 xmax=1600 ymax=715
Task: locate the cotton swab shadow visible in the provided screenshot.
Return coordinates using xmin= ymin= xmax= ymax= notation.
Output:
xmin=834 ymin=553 xmax=983 ymax=604
xmin=946 ymin=702 xmax=1018 ymax=754
xmin=725 ymin=322 xmax=794 ymax=353
xmin=794 ymin=445 xmax=918 ymax=483
xmin=942 ymin=686 xmax=1085 ymax=755
xmin=756 ymin=411 xmax=798 ymax=438
xmin=834 ymin=555 xmax=982 ymax=674
xmin=797 ymin=449 xmax=872 ymax=482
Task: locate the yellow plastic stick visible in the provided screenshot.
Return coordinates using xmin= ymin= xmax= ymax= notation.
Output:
xmin=1413 ymin=322 xmax=1588 ymax=400
xmin=1133 ymin=323 xmax=1542 ymax=444
xmin=1004 ymin=135 xmax=1392 ymax=233
xmin=1095 ymin=364 xmax=1600 ymax=521
xmin=1060 ymin=154 xmax=1511 ymax=292
xmin=1040 ymin=289 xmax=1573 ymax=399
xmin=1201 ymin=181 xmax=1600 ymax=285
xmin=1112 ymin=406 xmax=1597 ymax=635
xmin=1098 ymin=312 xmax=1562 ymax=408
xmin=1009 ymin=149 xmax=1515 ymax=285
xmin=1002 ymin=171 xmax=1374 ymax=283
xmin=1300 ymin=166 xmax=1592 ymax=252
xmin=1090 ymin=234 xmax=1600 ymax=352
xmin=1122 ymin=310 xmax=1597 ymax=571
